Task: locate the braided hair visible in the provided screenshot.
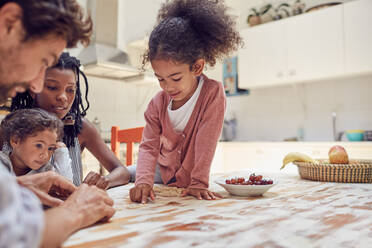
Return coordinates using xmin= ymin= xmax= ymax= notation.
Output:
xmin=11 ymin=52 xmax=90 ymax=148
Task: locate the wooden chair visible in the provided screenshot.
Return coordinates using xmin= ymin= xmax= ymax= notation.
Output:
xmin=111 ymin=126 xmax=144 ymax=166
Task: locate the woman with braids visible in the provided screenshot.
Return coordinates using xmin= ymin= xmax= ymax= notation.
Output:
xmin=129 ymin=0 xmax=243 ymax=203
xmin=11 ymin=52 xmax=131 ymax=189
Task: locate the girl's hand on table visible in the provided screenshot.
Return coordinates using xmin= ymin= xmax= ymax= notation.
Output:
xmin=83 ymin=171 xmax=109 ymax=190
xmin=130 ymin=183 xmax=155 ymax=204
xmin=181 ymin=188 xmax=222 ymax=200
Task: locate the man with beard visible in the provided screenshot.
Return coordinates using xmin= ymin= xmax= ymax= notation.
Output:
xmin=0 ymin=1 xmax=116 ymax=247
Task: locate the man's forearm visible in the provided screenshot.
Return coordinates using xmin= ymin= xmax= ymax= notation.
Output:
xmin=42 ymin=207 xmax=83 ymax=248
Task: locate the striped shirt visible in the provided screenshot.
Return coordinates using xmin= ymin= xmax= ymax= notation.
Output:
xmin=68 ymin=137 xmax=83 ymax=186
xmin=0 ymin=153 xmax=44 ymax=248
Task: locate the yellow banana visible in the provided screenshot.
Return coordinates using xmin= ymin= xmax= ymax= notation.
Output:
xmin=281 ymin=152 xmax=319 ymax=170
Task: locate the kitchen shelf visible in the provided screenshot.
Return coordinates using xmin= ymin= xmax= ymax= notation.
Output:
xmin=225 ymin=88 xmax=250 ymax=97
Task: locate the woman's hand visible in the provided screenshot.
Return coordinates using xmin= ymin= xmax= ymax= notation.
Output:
xmin=78 ymin=118 xmax=131 ymax=189
xmin=83 ymin=171 xmax=109 ymax=190
xmin=181 ymin=188 xmax=222 ymax=200
xmin=129 ymin=183 xmax=155 ymax=204
xmin=16 ymin=171 xmax=76 ymax=207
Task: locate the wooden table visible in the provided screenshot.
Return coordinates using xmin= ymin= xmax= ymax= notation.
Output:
xmin=63 ymin=172 xmax=372 ymax=248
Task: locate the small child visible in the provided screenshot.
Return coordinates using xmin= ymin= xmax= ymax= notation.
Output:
xmin=129 ymin=0 xmax=242 ymax=203
xmin=0 ymin=108 xmax=73 ymax=181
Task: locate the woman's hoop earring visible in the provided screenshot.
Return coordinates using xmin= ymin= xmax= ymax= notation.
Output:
xmin=63 ymin=114 xmax=75 ymax=126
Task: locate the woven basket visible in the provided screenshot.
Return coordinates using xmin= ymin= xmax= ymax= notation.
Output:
xmin=293 ymin=159 xmax=372 ymax=183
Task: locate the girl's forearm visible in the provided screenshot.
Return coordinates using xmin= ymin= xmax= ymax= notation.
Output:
xmin=105 ymin=166 xmax=130 ymax=188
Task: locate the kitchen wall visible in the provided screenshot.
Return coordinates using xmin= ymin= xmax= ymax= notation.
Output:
xmin=239 ymin=76 xmax=372 ymax=141
xmin=82 ymin=67 xmax=372 ymax=142
xmin=205 ymin=63 xmax=372 ymax=141
xmin=72 ymin=0 xmax=163 ymax=138
xmin=80 ymin=76 xmax=160 ymax=139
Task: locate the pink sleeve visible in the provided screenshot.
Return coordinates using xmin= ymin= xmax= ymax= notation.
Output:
xmin=189 ymin=84 xmax=226 ymax=189
xmin=135 ymin=99 xmax=162 ymax=186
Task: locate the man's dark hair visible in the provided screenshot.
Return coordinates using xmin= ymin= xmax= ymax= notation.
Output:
xmin=1 ymin=108 xmax=64 ymax=145
xmin=0 ymin=0 xmax=92 ymax=47
xmin=11 ymin=52 xmax=90 ymax=148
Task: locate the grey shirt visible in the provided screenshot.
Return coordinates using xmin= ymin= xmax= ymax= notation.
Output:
xmin=0 ymin=153 xmax=44 ymax=248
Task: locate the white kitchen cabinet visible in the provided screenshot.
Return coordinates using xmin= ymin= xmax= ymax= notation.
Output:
xmin=239 ymin=5 xmax=344 ymax=88
xmin=238 ymin=21 xmax=287 ymax=88
xmin=344 ymin=0 xmax=372 ymax=74
xmin=286 ymin=5 xmax=344 ymax=82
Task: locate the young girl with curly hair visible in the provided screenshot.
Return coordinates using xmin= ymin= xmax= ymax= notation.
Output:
xmin=0 ymin=108 xmax=72 ymax=180
xmin=129 ymin=0 xmax=243 ymax=203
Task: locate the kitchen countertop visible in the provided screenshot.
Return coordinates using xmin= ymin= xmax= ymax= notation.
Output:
xmin=212 ymin=142 xmax=372 ymax=173
xmin=63 ymin=172 xmax=372 ymax=248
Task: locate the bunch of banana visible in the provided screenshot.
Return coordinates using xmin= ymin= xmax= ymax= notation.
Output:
xmin=281 ymin=152 xmax=319 ymax=170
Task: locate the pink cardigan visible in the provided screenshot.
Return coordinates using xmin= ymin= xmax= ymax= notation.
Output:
xmin=135 ymin=74 xmax=226 ymax=189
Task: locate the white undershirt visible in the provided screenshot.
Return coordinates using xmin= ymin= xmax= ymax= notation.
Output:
xmin=167 ymin=76 xmax=204 ymax=132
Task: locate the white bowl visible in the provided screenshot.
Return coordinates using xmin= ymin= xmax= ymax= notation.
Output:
xmin=215 ymin=177 xmax=277 ymax=197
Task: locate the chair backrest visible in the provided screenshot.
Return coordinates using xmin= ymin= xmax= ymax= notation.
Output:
xmin=111 ymin=126 xmax=144 ymax=166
